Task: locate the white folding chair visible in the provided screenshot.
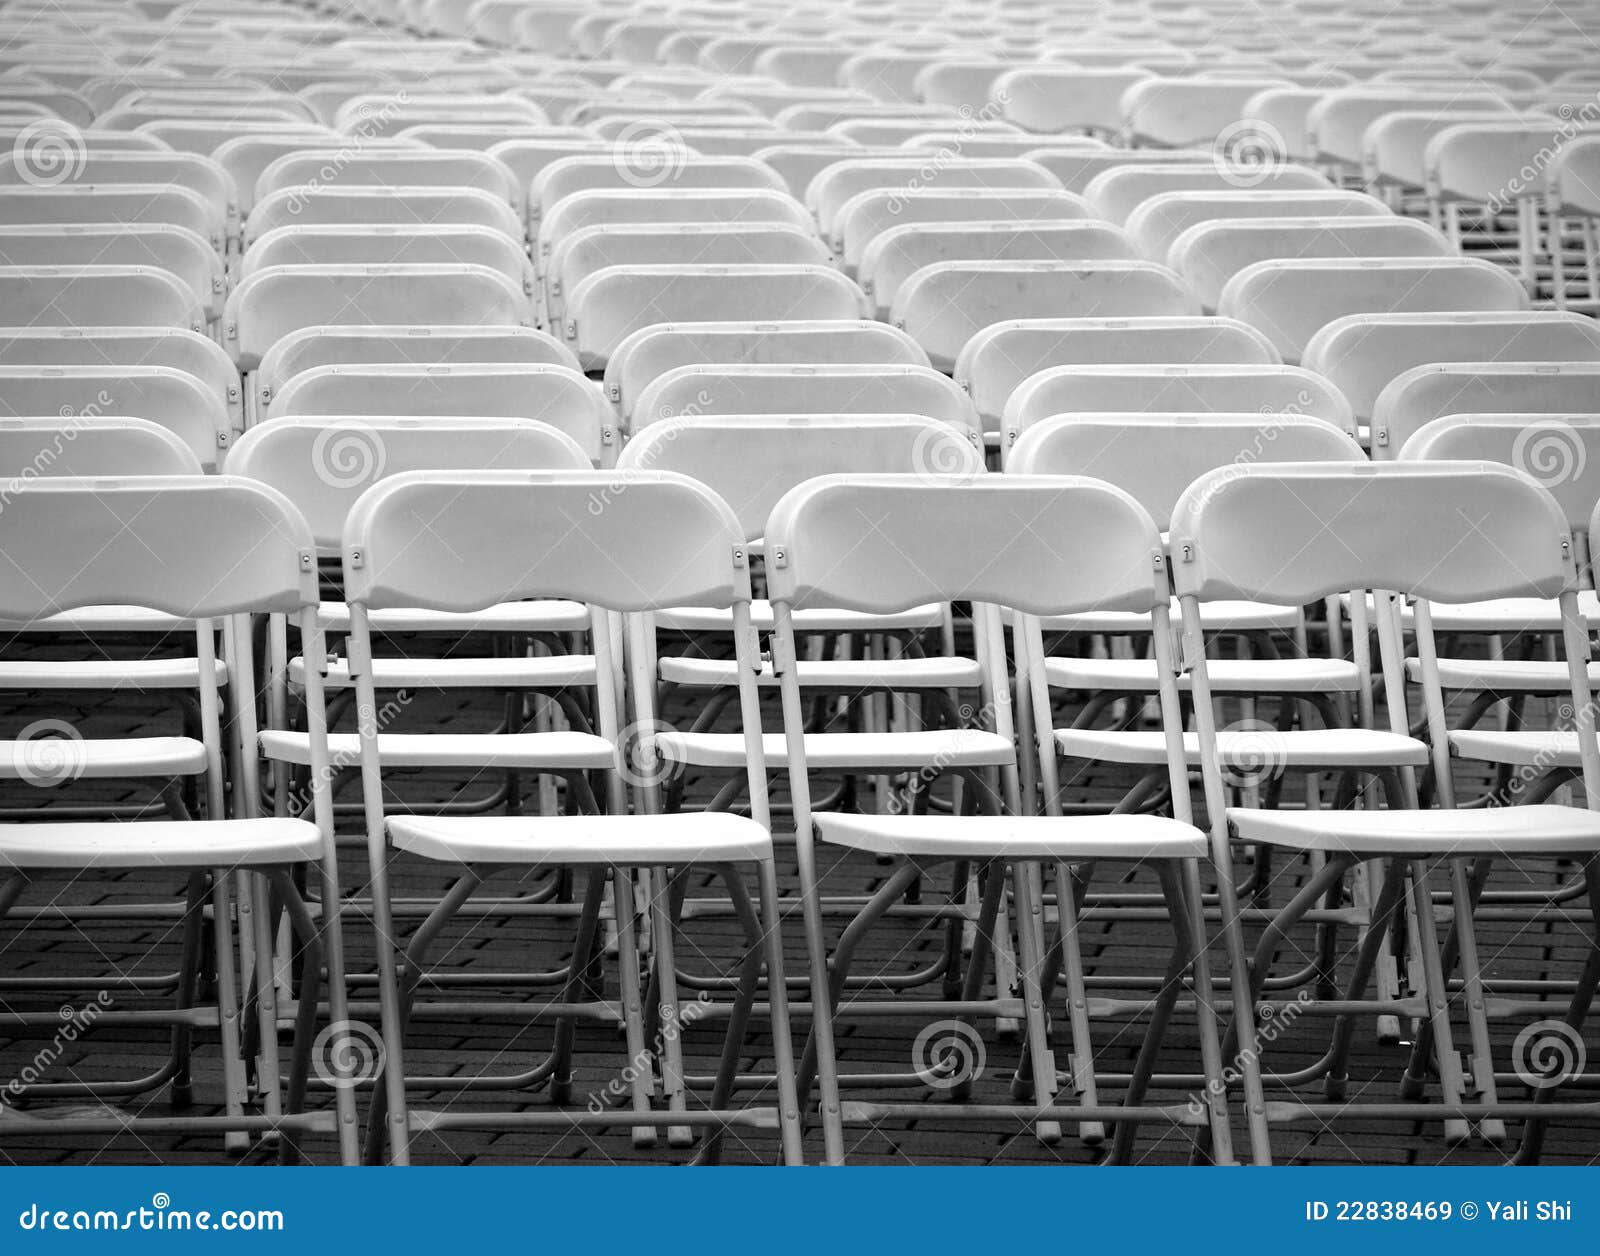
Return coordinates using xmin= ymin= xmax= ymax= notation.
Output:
xmin=244 ymin=187 xmax=524 ymax=247
xmin=0 ymin=225 xmax=224 ymax=324
xmin=1027 ymin=147 xmax=1215 ymax=195
xmin=239 ymin=224 xmax=535 ymax=300
xmin=996 ymin=65 xmax=1155 ymax=135
xmin=537 ymin=188 xmax=815 ymax=260
xmin=256 ymin=147 xmax=521 ymax=217
xmin=806 ymin=157 xmax=1062 ymax=240
xmin=1085 ymin=162 xmax=1332 ymax=224
xmin=0 ymin=183 xmax=222 ymax=250
xmin=833 ymin=186 xmax=1095 ymax=271
xmin=1119 ymin=75 xmax=1291 ymax=147
xmin=529 ymin=153 xmax=785 ymax=226
xmin=1371 ymin=362 xmax=1600 ymax=457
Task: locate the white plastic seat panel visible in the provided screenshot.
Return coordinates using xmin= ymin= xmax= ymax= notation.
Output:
xmin=816 ymin=812 xmax=1207 ymax=859
xmin=1125 ymin=189 xmax=1393 ymax=265
xmin=1055 ymin=728 xmax=1429 ymax=768
xmin=387 ymin=811 xmax=772 ymax=866
xmin=1045 ymin=656 xmax=1360 ymax=694
xmin=259 ymin=731 xmax=614 ymax=770
xmin=0 ymin=736 xmax=206 ymax=779
xmin=653 ymin=601 xmax=945 ymax=632
xmin=1450 ymin=730 xmax=1583 ymax=768
xmin=1228 ymin=804 xmax=1600 ymax=855
xmin=289 ymin=655 xmax=598 ymax=690
xmin=1040 ymin=600 xmax=1304 ymax=633
xmin=0 ymin=818 xmax=323 ymax=869
xmin=658 ymin=729 xmax=1014 ymax=769
xmin=657 ymin=654 xmax=981 ymax=689
xmin=314 ymin=600 xmax=589 ymax=633
xmin=1409 ymin=657 xmax=1600 ymax=693
xmin=0 ymin=658 xmax=226 ymax=690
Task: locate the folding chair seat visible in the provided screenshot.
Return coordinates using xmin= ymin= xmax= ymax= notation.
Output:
xmin=543 ymin=224 xmax=830 ymax=328
xmin=0 ymin=263 xmax=201 ymax=333
xmin=537 ymin=189 xmax=815 ymax=261
xmin=759 ymin=472 xmax=1226 ymax=1163
xmin=0 ymin=326 xmax=241 ymax=428
xmin=335 ymin=469 xmax=802 ymax=1165
xmin=244 ymin=187 xmax=523 ymax=248
xmin=0 ymin=362 xmax=236 ymax=468
xmin=224 ymin=264 xmax=534 ymax=371
xmin=860 ymin=221 xmax=1139 ymax=316
xmin=1012 ymin=410 xmax=1365 ymax=710
xmin=0 ymin=474 xmax=362 ymax=1162
xmin=0 ymin=224 xmax=224 ymax=323
xmin=1124 ymin=188 xmax=1392 ymax=263
xmin=1219 ymin=257 xmax=1530 ymax=364
xmin=1303 ymin=311 xmax=1600 ymax=425
xmin=240 ymin=224 xmax=535 ymax=301
xmin=604 ymin=318 xmax=928 ymax=421
xmin=529 ymin=154 xmax=786 ymax=227
xmin=892 ymin=259 xmax=1200 ymax=373
xmin=256 ymin=147 xmax=521 ymax=216
xmin=1371 ymin=362 xmax=1600 ymax=457
xmin=564 ymin=263 xmax=869 ymax=373
xmin=136 ymin=120 xmax=339 ymax=158
xmin=955 ymin=315 xmax=1280 ymax=434
xmin=1118 ymin=76 xmax=1292 ymax=148
xmin=1172 ymin=461 xmax=1600 ymax=1164
xmin=256 ymin=324 xmax=577 ymax=414
xmin=1001 ymin=362 xmax=1356 ymax=459
xmin=833 ymin=187 xmax=1096 ymax=270
xmin=1305 ymin=88 xmax=1510 ymax=174
xmin=995 ymin=65 xmax=1155 ymax=135
xmin=1170 ymin=216 xmax=1453 ymax=312
xmin=0 ymin=149 xmax=235 ymax=247
xmin=266 ymin=362 xmax=611 ymax=463
xmin=0 ymin=184 xmax=222 ymax=250
xmin=1084 ymin=162 xmax=1333 ymax=225
xmin=631 ymin=362 xmax=980 ymax=434
xmin=806 ymin=157 xmax=1061 ymax=239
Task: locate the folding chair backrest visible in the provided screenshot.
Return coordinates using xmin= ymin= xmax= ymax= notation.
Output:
xmin=833 ymin=187 xmax=1095 ymax=266
xmin=0 ymin=363 xmax=235 ymax=469
xmin=631 ymin=363 xmax=979 ymax=434
xmin=267 ymin=363 xmax=611 ymax=464
xmin=0 ymin=326 xmax=240 ymax=425
xmin=893 ymin=260 xmax=1200 ymax=373
xmin=0 ymin=126 xmax=169 ymax=157
xmin=1002 ymin=363 xmax=1357 ymax=455
xmin=956 ymin=315 xmax=1281 ymax=432
xmin=0 ymin=415 xmax=202 ymax=477
xmin=224 ymin=264 xmax=533 ymax=370
xmin=0 ymin=475 xmax=317 ymax=622
xmin=211 ymin=132 xmax=415 ymax=219
xmin=765 ymin=473 xmax=1167 ymax=616
xmin=996 ymin=65 xmax=1154 ymax=134
xmin=1303 ymin=311 xmax=1600 ymax=422
xmin=603 ymin=319 xmax=927 ymax=419
xmin=1008 ymin=412 xmax=1365 ymax=528
xmin=256 ymin=325 xmax=578 ymax=410
xmin=226 ymin=416 xmax=590 ymax=550
xmin=537 ymin=188 xmax=813 ymax=256
xmin=0 ymin=224 xmax=224 ymax=319
xmin=1124 ymin=188 xmax=1392 ymax=262
xmin=1119 ymin=76 xmax=1292 ymax=147
xmin=1371 ymin=363 xmax=1600 ymax=458
xmin=859 ymin=221 xmax=1138 ymax=315
xmin=751 ymin=144 xmax=905 ymax=198
xmin=0 ymin=183 xmax=221 ymax=246
xmin=0 ymin=149 xmax=235 ymax=237
xmin=1238 ymin=87 xmax=1324 ymax=162
xmin=256 ymin=148 xmax=520 ymax=214
xmin=0 ymin=264 xmax=201 ymax=332
xmin=617 ymin=413 xmax=984 ymax=540
xmin=1169 ymin=461 xmax=1572 ymax=607
xmin=1170 ymin=216 xmax=1452 ymax=312
xmin=1425 ymin=121 xmax=1585 ymax=204
xmin=545 ymin=224 xmax=829 ymax=321
xmin=245 ymin=186 xmax=523 ymax=246
xmin=806 ymin=157 xmax=1060 ymax=236
xmin=1398 ymin=413 xmax=1600 ymax=535
xmin=239 ymin=224 xmax=535 ymax=296
xmin=564 ymin=263 xmax=868 ymax=373
xmin=530 ymin=153 xmax=784 ymax=224
xmin=486 ymin=137 xmax=612 ymax=209
xmin=1218 ymin=257 xmax=1530 ymax=364
xmin=1083 ymin=162 xmax=1332 ymax=224
xmin=343 ymin=469 xmax=746 ymax=614
xmin=1028 ymin=147 xmax=1215 ymax=195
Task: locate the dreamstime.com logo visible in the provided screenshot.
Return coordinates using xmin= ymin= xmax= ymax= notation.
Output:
xmin=912 ymin=1018 xmax=985 ymax=1090
xmin=1513 ymin=1019 xmax=1587 ymax=1090
xmin=17 ymin=1194 xmax=284 ymax=1234
xmin=10 ymin=118 xmax=86 ymax=187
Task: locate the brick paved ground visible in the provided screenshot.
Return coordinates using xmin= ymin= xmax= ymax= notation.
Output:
xmin=0 ymin=624 xmax=1596 ymax=1167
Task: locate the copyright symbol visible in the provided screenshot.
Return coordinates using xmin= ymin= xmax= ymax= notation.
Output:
xmin=1460 ymin=1201 xmax=1478 ymax=1220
